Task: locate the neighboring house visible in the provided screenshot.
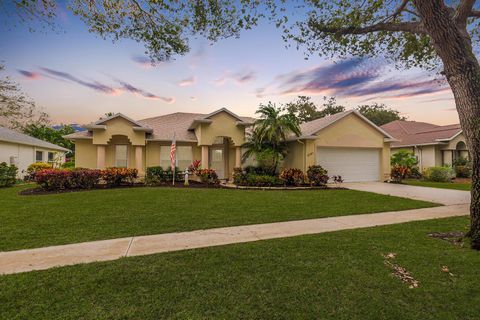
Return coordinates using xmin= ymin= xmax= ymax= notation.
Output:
xmin=0 ymin=126 xmax=68 ymax=178
xmin=381 ymin=120 xmax=468 ymax=171
xmin=64 ymin=108 xmax=395 ymax=182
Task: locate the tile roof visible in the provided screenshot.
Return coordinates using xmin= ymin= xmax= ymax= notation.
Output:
xmin=380 ymin=120 xmax=462 ymax=147
xmin=64 ymin=110 xmax=255 ymax=142
xmin=0 ymin=125 xmax=69 ymax=151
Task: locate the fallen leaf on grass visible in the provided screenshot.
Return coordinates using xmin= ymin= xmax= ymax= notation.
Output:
xmin=441 ymin=265 xmax=455 ymax=277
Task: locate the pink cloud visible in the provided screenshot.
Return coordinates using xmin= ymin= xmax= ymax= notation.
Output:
xmin=178 ymin=76 xmax=196 ymax=87
xmin=18 ymin=70 xmax=41 ymax=80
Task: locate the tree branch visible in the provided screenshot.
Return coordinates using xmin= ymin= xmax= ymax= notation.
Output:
xmin=308 ymin=21 xmax=426 ymax=35
xmin=383 ymin=0 xmax=411 ymax=22
xmin=469 ymin=9 xmax=480 ymax=17
xmin=455 ymin=0 xmax=477 ymax=23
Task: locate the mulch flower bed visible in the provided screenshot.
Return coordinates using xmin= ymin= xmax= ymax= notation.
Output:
xmin=19 ymin=182 xmax=346 ymax=196
xmin=18 ymin=181 xmax=223 ymax=196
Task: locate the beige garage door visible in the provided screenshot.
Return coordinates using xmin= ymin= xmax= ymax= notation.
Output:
xmin=316 ymin=147 xmax=380 ymax=182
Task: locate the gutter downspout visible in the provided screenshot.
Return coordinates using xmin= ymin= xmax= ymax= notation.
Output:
xmin=296 ymin=139 xmax=306 ymax=172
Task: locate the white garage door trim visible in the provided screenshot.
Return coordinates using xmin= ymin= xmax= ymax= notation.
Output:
xmin=316 ymin=147 xmax=381 ymax=182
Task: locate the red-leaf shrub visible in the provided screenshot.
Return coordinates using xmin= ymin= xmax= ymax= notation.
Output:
xmin=35 ymin=169 xmax=71 ymax=190
xmin=34 ymin=168 xmax=102 ymax=190
xmin=188 ymin=160 xmax=201 ymax=174
xmin=306 ymin=165 xmax=329 ymax=187
xmin=196 ymin=168 xmax=219 ymax=185
xmin=390 ymin=165 xmax=410 ymax=183
xmin=279 ymin=168 xmax=305 ymax=186
xmin=70 ymin=168 xmax=101 ymax=189
xmin=101 ymin=168 xmax=138 ymax=187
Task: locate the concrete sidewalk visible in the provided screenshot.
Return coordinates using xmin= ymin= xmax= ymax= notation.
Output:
xmin=0 ymin=204 xmax=469 ymax=276
xmin=343 ymin=182 xmax=470 ymax=205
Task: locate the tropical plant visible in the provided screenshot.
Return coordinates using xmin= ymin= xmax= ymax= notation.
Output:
xmin=243 ymin=103 xmax=301 ymax=173
xmin=390 ymin=150 xmax=418 ymax=182
xmin=188 ymin=160 xmax=201 ymax=174
xmin=279 ymin=168 xmax=305 ymax=186
xmin=390 ymin=165 xmax=410 ymax=183
xmin=391 ymin=150 xmax=418 ymax=169
xmin=196 ymin=168 xmax=219 ymax=185
xmin=306 ymin=165 xmax=329 ymax=187
xmin=0 ymin=162 xmax=18 ymax=187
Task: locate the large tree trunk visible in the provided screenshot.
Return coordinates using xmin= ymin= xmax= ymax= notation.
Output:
xmin=414 ymin=0 xmax=480 ymax=248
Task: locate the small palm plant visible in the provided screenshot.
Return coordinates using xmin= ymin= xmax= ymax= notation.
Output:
xmin=242 ymin=102 xmax=301 ymax=173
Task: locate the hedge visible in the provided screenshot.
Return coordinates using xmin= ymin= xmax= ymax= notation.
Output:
xmin=0 ymin=162 xmax=18 ymax=188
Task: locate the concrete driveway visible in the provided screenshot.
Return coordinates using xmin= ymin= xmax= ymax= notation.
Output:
xmin=343 ymin=182 xmax=471 ymax=206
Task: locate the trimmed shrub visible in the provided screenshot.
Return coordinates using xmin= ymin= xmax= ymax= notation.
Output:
xmin=279 ymin=168 xmax=305 ymax=186
xmin=35 ymin=169 xmax=71 ymax=190
xmin=196 ymin=168 xmax=219 ymax=185
xmin=306 ymin=165 xmax=329 ymax=187
xmin=423 ymin=166 xmax=455 ymax=182
xmin=145 ymin=166 xmax=166 ymax=185
xmin=454 ymin=165 xmax=472 ymax=178
xmin=101 ymin=168 xmax=138 ymax=187
xmin=245 ymin=174 xmax=282 ymax=187
xmin=244 ymin=165 xmax=276 ymax=176
xmin=0 ymin=162 xmax=18 ymax=187
xmin=407 ymin=167 xmax=422 ymax=179
xmin=69 ymin=168 xmax=101 ymax=189
xmin=25 ymin=162 xmax=53 ymax=181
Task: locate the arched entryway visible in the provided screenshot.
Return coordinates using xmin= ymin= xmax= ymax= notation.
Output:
xmin=455 ymin=141 xmax=469 ymax=161
xmin=200 ymin=136 xmax=241 ymax=180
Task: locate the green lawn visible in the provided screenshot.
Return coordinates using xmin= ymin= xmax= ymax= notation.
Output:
xmin=1 ymin=216 xmax=477 ymax=319
xmin=404 ymin=179 xmax=472 ymax=191
xmin=0 ymin=186 xmax=437 ymax=251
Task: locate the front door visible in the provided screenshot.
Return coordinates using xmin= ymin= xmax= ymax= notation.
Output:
xmin=209 ymin=147 xmax=224 ymax=179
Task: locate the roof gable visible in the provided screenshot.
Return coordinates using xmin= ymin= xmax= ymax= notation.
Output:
xmin=90 ymin=113 xmax=152 ymax=130
xmin=201 ymin=108 xmax=246 ymax=122
xmin=297 ymin=110 xmax=395 ymax=140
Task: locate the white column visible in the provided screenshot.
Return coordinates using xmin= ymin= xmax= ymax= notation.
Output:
xmin=135 ymin=146 xmax=143 ymax=173
xmin=201 ymin=146 xmax=209 ymax=169
xmin=96 ymin=145 xmax=106 ymax=169
xmin=235 ymin=146 xmax=241 ymax=168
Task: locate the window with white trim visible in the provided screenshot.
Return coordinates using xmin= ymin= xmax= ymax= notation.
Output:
xmin=160 ymin=145 xmax=192 ymax=170
xmin=48 ymin=152 xmax=55 ymax=162
xmin=35 ymin=151 xmax=43 ymax=162
xmin=115 ymin=145 xmax=128 ymax=167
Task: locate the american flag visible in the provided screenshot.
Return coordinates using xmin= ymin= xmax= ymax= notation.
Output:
xmin=170 ymin=132 xmax=176 ymax=170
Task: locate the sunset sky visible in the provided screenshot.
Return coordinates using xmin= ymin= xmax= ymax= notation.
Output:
xmin=0 ymin=4 xmax=458 ymax=126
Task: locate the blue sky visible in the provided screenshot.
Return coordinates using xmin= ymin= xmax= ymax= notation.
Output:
xmin=0 ymin=5 xmax=457 ymax=125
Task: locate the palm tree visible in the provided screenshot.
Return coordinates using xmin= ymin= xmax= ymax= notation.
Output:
xmin=243 ymin=102 xmax=301 ymax=173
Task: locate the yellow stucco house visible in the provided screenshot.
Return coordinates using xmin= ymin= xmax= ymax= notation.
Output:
xmin=64 ymin=108 xmax=395 ymax=182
